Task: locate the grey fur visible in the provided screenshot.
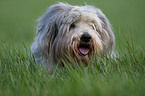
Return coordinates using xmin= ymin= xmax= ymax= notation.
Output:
xmin=31 ymin=3 xmax=115 ymax=70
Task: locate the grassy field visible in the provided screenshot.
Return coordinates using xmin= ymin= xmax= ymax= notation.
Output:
xmin=0 ymin=0 xmax=145 ymax=96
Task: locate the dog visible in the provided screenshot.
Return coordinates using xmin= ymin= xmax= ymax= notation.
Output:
xmin=31 ymin=3 xmax=115 ymax=71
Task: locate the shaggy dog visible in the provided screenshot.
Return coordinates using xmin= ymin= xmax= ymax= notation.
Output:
xmin=31 ymin=3 xmax=115 ymax=70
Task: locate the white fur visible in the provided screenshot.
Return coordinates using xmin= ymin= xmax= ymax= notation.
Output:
xmin=31 ymin=3 xmax=115 ymax=71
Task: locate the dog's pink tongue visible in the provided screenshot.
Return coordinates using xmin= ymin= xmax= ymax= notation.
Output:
xmin=79 ymin=48 xmax=89 ymax=55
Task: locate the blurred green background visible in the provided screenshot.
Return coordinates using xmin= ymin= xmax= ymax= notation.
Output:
xmin=0 ymin=0 xmax=145 ymax=49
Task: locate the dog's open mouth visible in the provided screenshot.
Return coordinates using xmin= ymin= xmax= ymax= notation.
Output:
xmin=78 ymin=43 xmax=90 ymax=56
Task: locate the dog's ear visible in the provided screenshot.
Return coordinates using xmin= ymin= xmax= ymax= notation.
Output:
xmin=95 ymin=8 xmax=115 ymax=52
xmin=32 ymin=3 xmax=72 ymax=56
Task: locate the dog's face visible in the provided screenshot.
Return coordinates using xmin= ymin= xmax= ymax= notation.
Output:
xmin=31 ymin=3 xmax=115 ymax=66
xmin=67 ymin=10 xmax=103 ymax=65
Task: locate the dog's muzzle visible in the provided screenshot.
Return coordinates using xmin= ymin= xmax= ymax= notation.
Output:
xmin=78 ymin=33 xmax=92 ymax=56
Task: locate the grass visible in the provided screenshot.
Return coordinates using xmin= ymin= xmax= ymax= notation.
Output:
xmin=0 ymin=0 xmax=145 ymax=96
xmin=0 ymin=38 xmax=145 ymax=96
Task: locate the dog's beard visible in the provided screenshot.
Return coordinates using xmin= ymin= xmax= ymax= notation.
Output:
xmin=67 ymin=36 xmax=102 ymax=66
xmin=74 ymin=40 xmax=94 ymax=56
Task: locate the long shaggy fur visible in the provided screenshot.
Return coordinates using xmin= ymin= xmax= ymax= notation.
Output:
xmin=31 ymin=3 xmax=115 ymax=70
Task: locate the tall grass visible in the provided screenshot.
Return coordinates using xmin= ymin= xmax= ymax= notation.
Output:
xmin=0 ymin=38 xmax=145 ymax=96
xmin=0 ymin=0 xmax=145 ymax=95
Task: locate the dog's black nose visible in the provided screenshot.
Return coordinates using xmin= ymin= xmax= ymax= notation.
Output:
xmin=81 ymin=33 xmax=91 ymax=42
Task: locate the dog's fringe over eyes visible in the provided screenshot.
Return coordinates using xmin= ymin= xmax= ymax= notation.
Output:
xmin=31 ymin=2 xmax=115 ymax=71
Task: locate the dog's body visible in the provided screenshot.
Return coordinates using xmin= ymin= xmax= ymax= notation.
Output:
xmin=31 ymin=3 xmax=115 ymax=70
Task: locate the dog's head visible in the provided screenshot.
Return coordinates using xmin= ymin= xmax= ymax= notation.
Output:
xmin=32 ymin=3 xmax=115 ymax=65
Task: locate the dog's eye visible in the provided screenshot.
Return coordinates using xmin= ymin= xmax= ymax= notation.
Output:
xmin=91 ymin=24 xmax=96 ymax=31
xmin=70 ymin=23 xmax=75 ymax=29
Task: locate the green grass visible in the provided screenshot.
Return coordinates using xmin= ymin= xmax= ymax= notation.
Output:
xmin=0 ymin=0 xmax=145 ymax=96
xmin=0 ymin=39 xmax=145 ymax=96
